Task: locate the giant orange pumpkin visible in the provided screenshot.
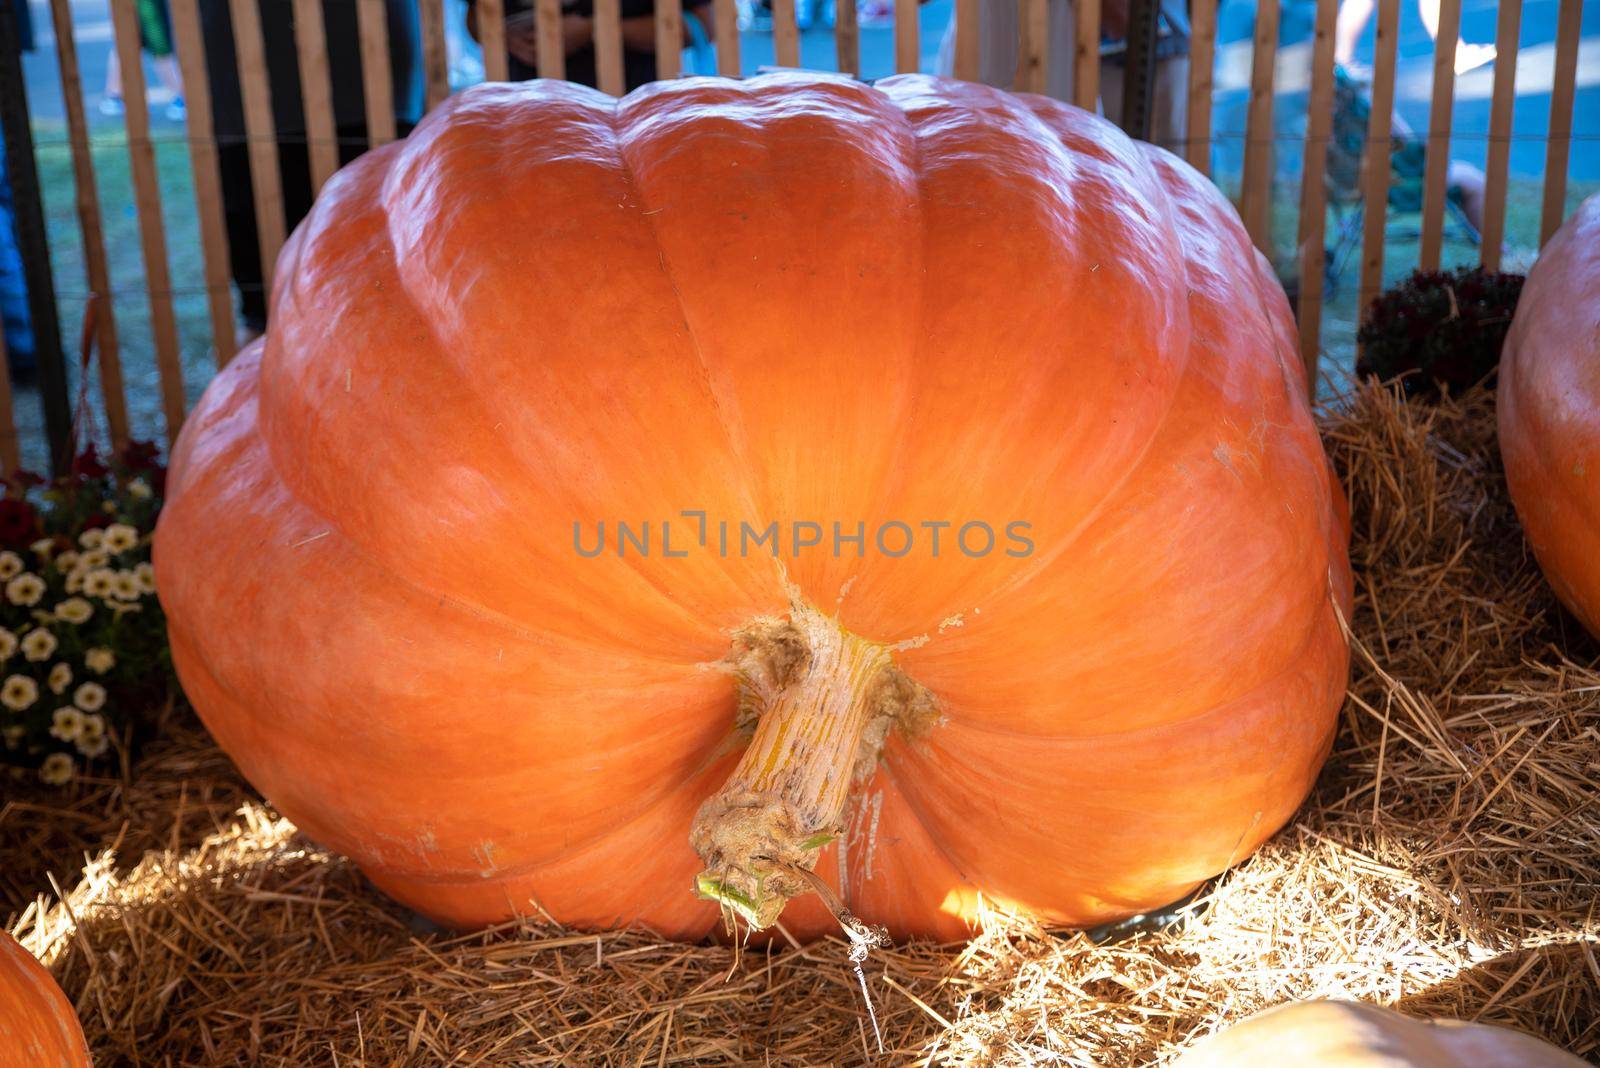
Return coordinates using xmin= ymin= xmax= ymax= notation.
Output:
xmin=0 ymin=931 xmax=90 ymax=1067
xmin=155 ymin=74 xmax=1351 ymax=940
xmin=1499 ymin=194 xmax=1600 ymax=634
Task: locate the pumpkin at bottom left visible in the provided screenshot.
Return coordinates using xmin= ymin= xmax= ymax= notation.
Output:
xmin=0 ymin=931 xmax=89 ymax=1068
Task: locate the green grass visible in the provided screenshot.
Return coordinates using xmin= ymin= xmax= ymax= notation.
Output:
xmin=15 ymin=121 xmax=1598 ymax=470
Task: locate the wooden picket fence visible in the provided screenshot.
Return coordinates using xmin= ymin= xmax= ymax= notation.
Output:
xmin=0 ymin=0 xmax=1588 ymax=474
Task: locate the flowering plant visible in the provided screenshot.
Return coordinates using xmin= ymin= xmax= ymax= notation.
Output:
xmin=0 ymin=441 xmax=172 ymax=786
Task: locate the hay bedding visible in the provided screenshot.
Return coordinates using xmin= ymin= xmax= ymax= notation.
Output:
xmin=4 ymin=383 xmax=1598 ymax=1065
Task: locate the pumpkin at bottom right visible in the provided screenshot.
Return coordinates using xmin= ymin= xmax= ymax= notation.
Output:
xmin=1174 ymin=1002 xmax=1587 ymax=1068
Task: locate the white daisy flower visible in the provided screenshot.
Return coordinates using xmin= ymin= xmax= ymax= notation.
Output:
xmin=107 ymin=602 xmax=143 ymax=616
xmin=64 ymin=571 xmax=84 ymax=595
xmin=102 ymin=524 xmax=140 ymax=554
xmin=79 ymin=712 xmax=105 ymax=741
xmin=54 ymin=550 xmax=79 ymax=574
xmin=0 ymin=551 xmax=24 ymax=580
xmin=39 ymin=752 xmax=74 ymax=786
xmin=54 ymin=598 xmax=93 ymax=625
xmin=82 ymin=569 xmax=116 ymax=599
xmin=47 ymin=662 xmax=73 ymax=695
xmin=128 ymin=478 xmax=152 ymax=500
xmin=76 ymin=733 xmax=110 ymax=759
xmin=21 ymin=628 xmax=57 ymax=662
xmin=0 ymin=628 xmax=16 ymax=661
xmin=112 ymin=571 xmax=140 ymax=602
xmin=74 ymin=682 xmax=107 ymax=712
xmin=77 ymin=549 xmax=110 ymax=571
xmin=84 ymin=648 xmax=115 ymax=675
xmin=6 ymin=573 xmax=45 ymax=607
xmin=49 ymin=706 xmax=84 ymax=742
xmin=133 ymin=562 xmax=156 ymax=595
xmin=77 ymin=528 xmax=105 ymax=550
xmin=1 ymin=674 xmax=38 ymax=711
xmin=30 ymin=538 xmax=55 ymax=558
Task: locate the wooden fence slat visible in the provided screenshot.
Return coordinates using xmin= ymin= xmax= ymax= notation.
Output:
xmin=535 ymin=0 xmax=565 ymax=78
xmin=1295 ymin=0 xmax=1338 ymax=394
xmin=479 ymin=0 xmax=510 ymax=81
xmin=357 ymin=0 xmax=397 ymax=145
xmin=47 ymin=0 xmax=130 ymax=442
xmin=595 ymin=0 xmax=625 ymax=93
xmin=0 ymin=329 xmax=17 ymax=476
xmin=169 ymin=0 xmax=237 ymax=369
xmin=1417 ymin=0 xmax=1459 ymax=270
xmin=1073 ymin=0 xmax=1099 ymax=109
xmin=292 ymin=0 xmax=340 ymax=192
xmin=656 ymin=0 xmax=683 ymax=78
xmin=1240 ymin=0 xmax=1279 ymax=253
xmin=715 ymin=0 xmax=741 ymax=76
xmin=110 ymin=0 xmax=187 ymax=443
xmin=1184 ymin=0 xmax=1216 ymax=173
xmin=1480 ymin=0 xmax=1521 ymax=270
xmin=1540 ymin=0 xmax=1582 ymax=247
xmin=835 ymin=0 xmax=859 ymax=76
xmin=420 ymin=0 xmax=450 ymax=109
xmin=895 ymin=0 xmax=919 ymax=73
xmin=229 ymin=0 xmax=287 ymax=293
xmin=1016 ymin=0 xmax=1047 ymax=94
xmin=773 ymin=0 xmax=800 ymax=67
xmin=954 ymin=0 xmax=978 ymax=81
xmin=1357 ymin=0 xmax=1401 ymax=318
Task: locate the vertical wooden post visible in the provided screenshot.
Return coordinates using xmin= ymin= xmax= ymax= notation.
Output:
xmin=479 ymin=0 xmax=509 ymax=81
xmin=1017 ymin=0 xmax=1048 ymax=93
xmin=420 ymin=0 xmax=451 ymax=109
xmin=657 ymin=0 xmax=684 ymax=78
xmin=292 ymin=0 xmax=339 ymax=193
xmin=1417 ymin=0 xmax=1459 ymax=270
xmin=1073 ymin=0 xmax=1100 ymax=109
xmin=230 ymin=0 xmax=287 ymax=292
xmin=1295 ymin=0 xmax=1338 ymax=396
xmin=595 ymin=0 xmax=625 ymax=93
xmin=1539 ymin=0 xmax=1582 ymax=247
xmin=110 ymin=0 xmax=187 ymax=444
xmin=0 ymin=329 xmax=17 ymax=476
xmin=1184 ymin=0 xmax=1216 ymax=174
xmin=169 ymin=0 xmax=237 ymax=368
xmin=715 ymin=0 xmax=741 ymax=76
xmin=536 ymin=0 xmax=565 ymax=78
xmin=774 ymin=0 xmax=800 ymax=66
xmin=1357 ymin=0 xmax=1401 ymax=318
xmin=357 ymin=0 xmax=397 ymax=145
xmin=47 ymin=0 xmax=130 ymax=441
xmin=1479 ymin=0 xmax=1520 ymax=270
xmin=1240 ymin=0 xmax=1279 ymax=253
xmin=954 ymin=0 xmax=978 ymax=81
xmin=895 ymin=0 xmax=919 ymax=72
xmin=835 ymin=0 xmax=859 ymax=77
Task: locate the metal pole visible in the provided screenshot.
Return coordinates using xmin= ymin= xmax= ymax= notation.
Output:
xmin=0 ymin=0 xmax=72 ymax=473
xmin=1120 ymin=0 xmax=1161 ymax=141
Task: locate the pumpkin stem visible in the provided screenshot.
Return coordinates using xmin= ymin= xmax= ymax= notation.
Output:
xmin=691 ymin=603 xmax=934 ymax=929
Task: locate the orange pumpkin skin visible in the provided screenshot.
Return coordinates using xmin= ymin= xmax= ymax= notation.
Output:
xmin=1174 ymin=1002 xmax=1587 ymax=1068
xmin=1499 ymin=195 xmax=1600 ymax=634
xmin=0 ymin=932 xmax=90 ymax=1068
xmin=155 ymin=74 xmax=1350 ymax=940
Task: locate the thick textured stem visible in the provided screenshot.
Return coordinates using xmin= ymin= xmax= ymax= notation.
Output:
xmin=691 ymin=603 xmax=933 ymax=928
